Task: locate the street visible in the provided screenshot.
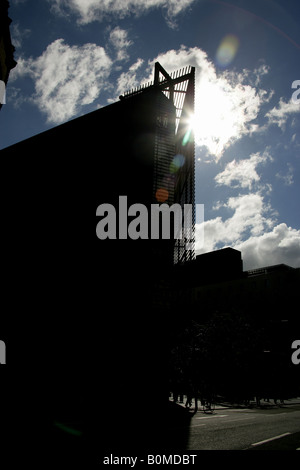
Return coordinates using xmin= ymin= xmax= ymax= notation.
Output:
xmin=171 ymin=399 xmax=300 ymax=450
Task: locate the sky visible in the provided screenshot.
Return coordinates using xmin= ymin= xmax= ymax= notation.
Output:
xmin=1 ymin=0 xmax=300 ymax=270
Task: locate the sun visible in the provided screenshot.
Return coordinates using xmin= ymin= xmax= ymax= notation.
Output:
xmin=187 ymin=113 xmax=198 ymax=133
xmin=187 ymin=80 xmax=242 ymax=160
xmin=181 ymin=113 xmax=197 ymax=146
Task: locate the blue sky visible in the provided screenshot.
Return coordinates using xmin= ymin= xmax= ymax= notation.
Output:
xmin=1 ymin=0 xmax=300 ymax=269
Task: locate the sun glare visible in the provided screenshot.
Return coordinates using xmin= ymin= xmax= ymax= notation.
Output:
xmin=190 ymin=80 xmax=243 ymax=160
xmin=187 ymin=113 xmax=198 ymax=132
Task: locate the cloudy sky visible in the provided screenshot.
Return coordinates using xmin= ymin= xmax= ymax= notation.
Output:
xmin=1 ymin=0 xmax=300 ymax=270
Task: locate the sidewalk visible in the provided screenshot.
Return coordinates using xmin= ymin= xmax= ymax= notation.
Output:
xmin=170 ymin=395 xmax=300 ymax=411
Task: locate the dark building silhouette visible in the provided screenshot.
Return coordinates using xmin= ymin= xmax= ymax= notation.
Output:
xmin=3 ymin=53 xmax=298 ymax=457
xmin=1 ymin=63 xmax=196 ymax=459
xmin=170 ymin=248 xmax=300 ymax=403
xmin=0 ymin=0 xmax=17 ymax=109
xmin=174 ymin=247 xmax=243 ymax=288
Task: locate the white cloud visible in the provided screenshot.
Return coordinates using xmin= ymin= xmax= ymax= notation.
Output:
xmin=253 ymin=63 xmax=270 ymax=86
xmin=109 ymin=27 xmax=133 ymax=62
xmin=265 ymin=97 xmax=300 ymax=130
xmin=195 ymin=193 xmax=276 ymax=254
xmin=276 ymin=162 xmax=294 ymax=186
xmin=234 ymin=223 xmax=300 ymax=270
xmin=12 ymin=39 xmax=112 ymax=123
xmin=11 ymin=22 xmax=31 ymax=49
xmin=144 ymin=46 xmax=272 ymax=160
xmin=116 ymin=58 xmax=145 ymax=97
xmin=50 ymin=0 xmax=196 ymax=26
xmin=215 ymin=149 xmax=272 ymax=189
xmin=196 ymin=191 xmax=300 ymax=269
xmin=11 ymin=42 xmax=272 ymax=142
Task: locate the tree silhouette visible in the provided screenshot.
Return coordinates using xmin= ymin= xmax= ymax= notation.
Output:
xmin=169 ymin=310 xmax=266 ymax=404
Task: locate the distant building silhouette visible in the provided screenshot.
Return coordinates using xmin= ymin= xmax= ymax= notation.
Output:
xmin=173 ymin=247 xmax=299 ymax=324
xmin=0 ymin=0 xmax=17 ymax=108
xmin=170 ymin=247 xmax=300 ymax=400
xmin=173 ymin=247 xmax=243 ymax=288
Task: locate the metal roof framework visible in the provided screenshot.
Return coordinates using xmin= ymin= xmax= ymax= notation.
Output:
xmin=153 ymin=62 xmax=195 ymax=134
xmin=121 ymin=62 xmax=195 ymax=134
xmin=120 ymin=62 xmax=196 ymax=264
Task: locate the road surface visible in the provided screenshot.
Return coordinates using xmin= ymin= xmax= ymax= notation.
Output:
xmin=181 ymin=400 xmax=300 ymax=450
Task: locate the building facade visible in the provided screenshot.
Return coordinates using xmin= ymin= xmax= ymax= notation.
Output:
xmin=1 ymin=63 xmax=196 ymax=454
xmin=170 ymin=248 xmax=300 ymax=401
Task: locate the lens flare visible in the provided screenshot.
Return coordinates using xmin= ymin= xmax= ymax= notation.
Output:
xmin=155 ymin=188 xmax=169 ymax=203
xmin=182 ymin=128 xmax=193 ymax=146
xmin=170 ymin=154 xmax=185 ymax=173
xmin=54 ymin=421 xmax=83 ymax=437
xmin=216 ymin=34 xmax=239 ymax=68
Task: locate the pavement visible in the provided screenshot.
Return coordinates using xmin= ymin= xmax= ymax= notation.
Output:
xmin=170 ymin=395 xmax=300 ymax=412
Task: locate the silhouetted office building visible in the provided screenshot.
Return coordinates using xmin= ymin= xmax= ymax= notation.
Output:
xmin=189 ymin=251 xmax=299 ymax=327
xmin=170 ymin=248 xmax=300 ymax=400
xmin=0 ymin=0 xmax=16 ymax=109
xmin=173 ymin=247 xmax=243 ymax=288
xmin=1 ymin=63 xmax=196 ymax=458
